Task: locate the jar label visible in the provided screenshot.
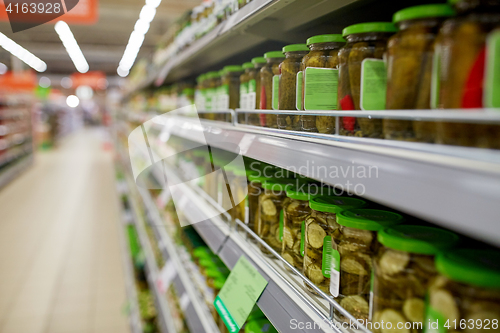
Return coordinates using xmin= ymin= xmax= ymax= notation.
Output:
xmin=279 ymin=209 xmax=284 ymax=242
xmin=300 ymin=220 xmax=305 ymax=256
xmin=218 ymin=84 xmax=230 ymax=110
xmin=248 ymin=79 xmax=257 ymax=110
xmin=272 ymin=75 xmax=280 ymax=110
xmin=296 ymin=71 xmax=303 ymax=110
xmin=360 ymin=59 xmax=387 ymax=110
xmin=329 ymin=248 xmax=340 ymax=297
xmin=304 ymin=67 xmax=338 ymax=110
xmin=240 ymin=82 xmax=249 ymax=109
xmin=322 ymin=236 xmax=333 ymax=278
xmin=431 ymin=46 xmax=442 ymax=109
xmin=485 ymin=30 xmax=500 ymax=108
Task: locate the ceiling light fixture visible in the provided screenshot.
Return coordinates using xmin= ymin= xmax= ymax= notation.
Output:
xmin=117 ymin=0 xmax=162 ymax=77
xmin=0 ymin=33 xmax=47 ymax=72
xmin=55 ymin=21 xmax=89 ymax=74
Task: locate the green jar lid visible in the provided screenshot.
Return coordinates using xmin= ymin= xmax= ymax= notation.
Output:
xmin=393 ymin=4 xmax=455 ymax=23
xmin=199 ymin=257 xmax=223 ymax=268
xmin=206 ymin=71 xmax=220 ymax=79
xmin=182 ymin=88 xmax=194 ymax=95
xmin=306 ymin=34 xmax=345 ymax=45
xmin=282 ymin=44 xmax=309 ymax=53
xmin=193 ymin=247 xmax=212 ymax=258
xmin=436 ymin=249 xmax=500 ymax=289
xmin=245 ymin=319 xmax=278 ymax=333
xmin=261 ymin=179 xmax=295 ymax=191
xmin=223 ymin=65 xmax=243 ymax=73
xmin=251 ymin=57 xmax=267 ymax=64
xmin=337 ymin=208 xmax=403 ymax=231
xmin=206 ymin=268 xmax=225 ymax=278
xmin=197 ymin=74 xmax=206 ymax=83
xmin=218 ymin=69 xmax=226 ymax=76
xmin=286 ymin=184 xmax=322 ymax=201
xmin=378 ymin=225 xmax=459 ymax=255
xmin=243 ymin=62 xmax=254 ymax=69
xmin=309 ymin=196 xmax=366 ymax=214
xmin=213 ymin=276 xmax=227 ymax=289
xmin=264 ymin=51 xmax=285 ymax=59
xmin=343 ymin=22 xmax=398 ymax=36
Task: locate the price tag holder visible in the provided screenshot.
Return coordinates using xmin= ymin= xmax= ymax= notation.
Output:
xmin=214 ymin=256 xmax=268 ymax=333
xmin=156 ymin=259 xmax=177 ymax=294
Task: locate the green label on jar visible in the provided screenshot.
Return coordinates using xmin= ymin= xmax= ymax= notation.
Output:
xmin=240 ymin=82 xmax=249 ymax=109
xmin=296 ymin=71 xmax=303 ymax=110
xmin=300 ymin=221 xmax=305 ymax=257
xmin=360 ymin=59 xmax=387 ymax=110
xmin=329 ymin=249 xmax=340 ymax=297
xmin=248 ymin=79 xmax=256 ymax=93
xmin=431 ymin=46 xmax=441 ymax=109
xmin=272 ymin=75 xmax=280 ymax=110
xmin=322 ymin=236 xmax=333 ymax=278
xmin=206 ymin=88 xmax=214 ymax=111
xmin=219 ymin=84 xmax=230 ymax=110
xmin=248 ymin=79 xmax=257 ymax=110
xmin=279 ymin=209 xmax=284 ymax=242
xmin=485 ymin=30 xmax=500 ymax=108
xmin=304 ymin=67 xmax=338 ymax=110
xmin=424 ymin=306 xmax=447 ymax=333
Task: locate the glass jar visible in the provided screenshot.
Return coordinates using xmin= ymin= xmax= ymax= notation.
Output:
xmin=195 ymin=74 xmax=207 ymax=112
xmin=300 ymin=34 xmax=346 ymax=134
xmin=434 ymin=0 xmax=500 ymax=148
xmin=227 ymin=166 xmax=248 ymax=230
xmin=246 ymin=174 xmax=267 ymax=241
xmin=239 ymin=62 xmax=254 ymax=123
xmin=281 ymin=184 xmax=322 ymax=273
xmin=260 ymin=51 xmax=285 ymax=128
xmin=246 ymin=57 xmax=266 ymax=126
xmin=372 ymin=225 xmax=459 ymax=332
xmin=384 ymin=4 xmax=455 ymax=142
xmin=220 ymin=65 xmax=243 ymax=121
xmin=338 ymin=22 xmax=397 ymax=138
xmin=425 ymin=249 xmax=500 ymax=333
xmin=333 ymin=209 xmax=403 ymax=322
xmin=303 ymin=196 xmax=366 ymax=295
xmin=256 ymin=180 xmax=292 ymax=256
xmin=276 ymin=44 xmax=310 ymax=131
xmin=206 ymin=71 xmax=221 ymax=120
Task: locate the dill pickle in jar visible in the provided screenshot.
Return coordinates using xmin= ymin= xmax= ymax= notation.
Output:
xmin=303 ymin=196 xmax=366 ymax=295
xmin=247 ymin=57 xmax=266 ymax=126
xmin=333 ymin=209 xmax=403 ymax=322
xmin=424 ymin=249 xmax=500 ymax=333
xmin=372 ymin=226 xmax=459 ymax=332
xmin=260 ymin=51 xmax=285 ymax=127
xmin=338 ymin=23 xmax=396 ymax=138
xmin=301 ymin=34 xmax=346 ymax=134
xmin=434 ymin=0 xmax=500 ymax=148
xmin=276 ymin=44 xmax=309 ymax=131
xmin=239 ymin=62 xmax=254 ymax=123
xmin=385 ymin=4 xmax=455 ymax=143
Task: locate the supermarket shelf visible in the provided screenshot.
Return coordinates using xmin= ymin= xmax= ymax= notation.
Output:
xmin=124 ymin=174 xmax=179 ymax=333
xmin=0 ymin=154 xmax=33 ymax=190
xmin=138 ymin=187 xmax=222 ymax=333
xmin=152 ymin=115 xmax=500 ymax=246
xmin=116 ymin=179 xmax=143 ymax=333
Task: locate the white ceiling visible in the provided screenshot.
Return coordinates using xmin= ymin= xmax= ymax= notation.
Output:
xmin=0 ymin=0 xmax=200 ymax=75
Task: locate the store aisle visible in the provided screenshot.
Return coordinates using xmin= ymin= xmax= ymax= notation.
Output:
xmin=0 ymin=129 xmax=130 ymax=333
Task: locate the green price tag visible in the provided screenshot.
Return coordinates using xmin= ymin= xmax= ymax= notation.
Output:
xmin=485 ymin=30 xmax=500 ymax=108
xmin=304 ymin=67 xmax=338 ymax=110
xmin=214 ymin=257 xmax=268 ymax=333
xmin=360 ymin=59 xmax=387 ymax=110
xmin=296 ymin=71 xmax=303 ymax=110
xmin=322 ymin=236 xmax=333 ymax=278
xmin=272 ymin=75 xmax=280 ymax=110
xmin=279 ymin=210 xmax=284 ymax=242
xmin=300 ymin=221 xmax=305 ymax=257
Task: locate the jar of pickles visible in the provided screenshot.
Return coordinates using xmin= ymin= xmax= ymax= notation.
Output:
xmin=220 ymin=65 xmax=243 ymax=121
xmin=372 ymin=225 xmax=459 ymax=332
xmin=281 ymin=184 xmax=321 ymax=273
xmin=385 ymin=4 xmax=455 ymax=142
xmin=248 ymin=57 xmax=266 ymax=126
xmin=434 ymin=0 xmax=500 ymax=148
xmin=338 ymin=22 xmax=397 ymax=138
xmin=303 ymin=196 xmax=366 ymax=294
xmin=334 ymin=209 xmax=403 ymax=321
xmin=425 ymin=249 xmax=500 ymax=333
xmin=276 ymin=44 xmax=310 ymax=131
xmin=226 ymin=165 xmax=248 ymax=229
xmin=239 ymin=62 xmax=254 ymax=123
xmin=195 ymin=74 xmax=207 ymax=111
xmin=300 ymin=34 xmax=346 ymax=134
xmin=247 ymin=174 xmax=267 ymax=241
xmin=206 ymin=71 xmax=221 ymax=119
xmin=260 ymin=51 xmax=285 ymax=127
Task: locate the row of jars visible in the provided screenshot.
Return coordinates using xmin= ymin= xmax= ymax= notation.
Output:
xmin=193 ymin=0 xmax=500 ymax=149
xmin=185 ymin=150 xmax=500 ymax=331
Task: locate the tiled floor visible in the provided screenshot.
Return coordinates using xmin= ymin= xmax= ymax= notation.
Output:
xmin=0 ymin=129 xmax=131 ymax=333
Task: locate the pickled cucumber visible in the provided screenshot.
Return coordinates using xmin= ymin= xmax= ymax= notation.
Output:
xmin=307 ymin=223 xmax=327 ymax=248
xmin=339 ymin=295 xmax=369 ymax=321
xmin=429 ymin=289 xmax=459 ymax=322
xmin=379 ymin=250 xmax=410 ymax=275
xmin=402 ymin=298 xmax=424 ymax=323
xmin=380 ymin=309 xmax=410 ymax=333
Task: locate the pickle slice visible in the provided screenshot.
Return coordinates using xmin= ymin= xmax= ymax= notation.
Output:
xmin=343 ymin=227 xmax=373 ymax=245
xmin=340 ymin=295 xmax=369 ymax=320
xmin=341 ymin=256 xmax=367 ymax=275
xmin=402 ymin=298 xmax=424 ymax=323
xmin=380 ymin=309 xmax=410 ymax=333
xmin=306 ymin=263 xmax=324 ymax=284
xmin=413 ymin=256 xmax=436 ymax=274
xmin=306 ymin=247 xmax=322 ymax=261
xmin=307 ymin=223 xmax=327 ymax=249
xmin=262 ymin=199 xmax=277 ymax=216
xmin=292 ymin=240 xmax=300 ymax=254
xmin=429 ymin=289 xmax=459 ymax=322
xmin=283 ymin=252 xmax=295 ymax=267
xmin=379 ymin=250 xmax=410 ymax=275
xmin=283 ymin=226 xmax=294 ymax=249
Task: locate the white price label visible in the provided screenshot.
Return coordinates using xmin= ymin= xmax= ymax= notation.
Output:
xmin=157 ymin=260 xmax=177 ymax=293
xmin=179 ymin=293 xmax=190 ymax=312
